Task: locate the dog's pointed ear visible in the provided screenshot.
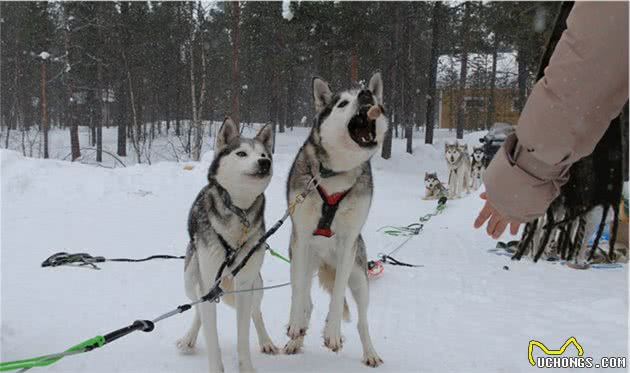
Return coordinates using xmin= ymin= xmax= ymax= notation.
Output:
xmin=313 ymin=77 xmax=332 ymax=113
xmin=255 ymin=122 xmax=274 ymax=153
xmin=216 ymin=117 xmax=240 ymax=152
xmin=368 ymin=72 xmax=383 ymax=104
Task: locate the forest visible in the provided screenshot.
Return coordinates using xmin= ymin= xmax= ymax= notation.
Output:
xmin=0 ymin=1 xmax=558 ymax=162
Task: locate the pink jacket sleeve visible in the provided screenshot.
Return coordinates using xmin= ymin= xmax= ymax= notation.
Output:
xmin=483 ymin=1 xmax=629 ymax=222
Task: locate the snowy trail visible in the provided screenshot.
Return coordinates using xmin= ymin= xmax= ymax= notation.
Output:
xmin=1 ymin=129 xmax=627 ymax=373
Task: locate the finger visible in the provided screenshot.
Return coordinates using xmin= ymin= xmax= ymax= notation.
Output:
xmin=509 ymin=222 xmax=520 ymax=236
xmin=474 ymin=203 xmax=492 ymax=228
xmin=492 ymin=220 xmax=508 ymax=239
xmin=480 ymin=192 xmax=487 ymax=200
xmin=486 ymin=214 xmax=500 ymax=237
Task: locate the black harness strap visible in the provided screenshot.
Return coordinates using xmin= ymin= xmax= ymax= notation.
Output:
xmin=313 ymin=184 xmax=350 ymax=237
xmin=214 ymin=233 xmax=239 ymax=281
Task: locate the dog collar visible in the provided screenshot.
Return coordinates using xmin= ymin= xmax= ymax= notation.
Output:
xmin=313 ymin=184 xmax=351 ymax=237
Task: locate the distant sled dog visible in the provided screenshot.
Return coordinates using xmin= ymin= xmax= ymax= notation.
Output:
xmin=177 ymin=118 xmax=278 ymax=373
xmin=445 ymin=142 xmax=471 ymax=198
xmin=423 ymin=172 xmax=448 ymax=200
xmin=284 ymin=72 xmax=387 ymax=367
xmin=470 ymin=145 xmax=486 ymax=190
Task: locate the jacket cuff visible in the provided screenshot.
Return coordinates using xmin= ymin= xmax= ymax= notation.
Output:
xmin=483 ymin=134 xmax=570 ymax=222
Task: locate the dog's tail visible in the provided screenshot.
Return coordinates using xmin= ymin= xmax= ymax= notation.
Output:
xmin=318 ymin=263 xmax=351 ymax=322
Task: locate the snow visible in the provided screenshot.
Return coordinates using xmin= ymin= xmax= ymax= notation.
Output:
xmin=282 ymin=1 xmax=294 ymax=21
xmin=1 ymin=126 xmax=627 ymax=372
xmin=37 ymin=51 xmax=51 ymax=60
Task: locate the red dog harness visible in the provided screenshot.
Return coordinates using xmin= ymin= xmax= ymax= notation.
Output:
xmin=313 ymin=184 xmax=350 ymax=237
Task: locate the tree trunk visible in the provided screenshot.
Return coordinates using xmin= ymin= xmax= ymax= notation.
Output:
xmin=485 ymin=36 xmax=499 ymax=129
xmin=63 ymin=6 xmax=80 ymax=161
xmin=194 ymin=2 xmax=208 ymax=160
xmin=382 ymin=4 xmax=401 ymax=160
xmin=516 ymin=49 xmax=528 ymax=113
xmin=40 ymin=62 xmax=49 ymax=159
xmin=117 ymin=85 xmax=127 ymax=157
xmin=455 ymin=2 xmax=471 ymax=140
xmin=122 ymin=51 xmax=142 ymax=163
xmin=404 ymin=5 xmax=414 ymax=154
xmin=350 ymin=48 xmax=359 ymax=85
xmin=230 ymin=1 xmax=241 ymax=126
xmin=425 ymin=1 xmax=442 ymax=144
xmin=96 ymin=14 xmax=104 ymax=163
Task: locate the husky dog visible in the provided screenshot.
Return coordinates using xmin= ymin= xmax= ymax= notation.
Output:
xmin=284 ymin=73 xmax=387 ymax=367
xmin=445 ymin=142 xmax=471 ymax=198
xmin=177 ymin=118 xmax=278 ymax=373
xmin=423 ymin=172 xmax=447 ymax=200
xmin=470 ymin=146 xmax=486 ymax=190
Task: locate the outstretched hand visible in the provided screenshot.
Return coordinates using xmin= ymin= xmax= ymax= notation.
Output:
xmin=474 ymin=192 xmax=522 ymax=239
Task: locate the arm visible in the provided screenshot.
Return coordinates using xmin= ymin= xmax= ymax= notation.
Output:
xmin=483 ymin=1 xmax=629 ymax=222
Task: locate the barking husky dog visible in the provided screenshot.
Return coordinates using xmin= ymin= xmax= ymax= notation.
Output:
xmin=445 ymin=142 xmax=471 ymax=199
xmin=423 ymin=172 xmax=447 ymax=200
xmin=284 ymin=73 xmax=387 ymax=367
xmin=177 ymin=118 xmax=278 ymax=373
xmin=470 ymin=146 xmax=486 ymax=191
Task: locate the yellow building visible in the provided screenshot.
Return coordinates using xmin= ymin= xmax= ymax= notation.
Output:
xmin=438 ymin=88 xmax=521 ymax=130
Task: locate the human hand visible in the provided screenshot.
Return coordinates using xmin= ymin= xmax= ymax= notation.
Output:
xmin=473 ymin=192 xmax=522 ymax=239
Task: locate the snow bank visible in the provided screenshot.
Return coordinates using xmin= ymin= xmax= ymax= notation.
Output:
xmin=1 ymin=127 xmax=627 ymax=372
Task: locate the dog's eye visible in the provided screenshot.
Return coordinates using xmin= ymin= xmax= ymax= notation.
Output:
xmin=337 ymin=100 xmax=349 ymax=108
xmin=236 ymin=151 xmax=247 ymax=157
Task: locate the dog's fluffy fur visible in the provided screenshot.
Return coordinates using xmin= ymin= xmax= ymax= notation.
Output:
xmin=445 ymin=143 xmax=471 ymax=198
xmin=284 ymin=73 xmax=386 ymax=367
xmin=470 ymin=146 xmax=486 ymax=190
xmin=423 ymin=172 xmax=447 ymax=200
xmin=177 ymin=118 xmax=278 ymax=373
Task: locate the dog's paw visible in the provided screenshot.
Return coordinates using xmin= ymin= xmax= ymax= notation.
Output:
xmin=323 ymin=325 xmax=343 ymax=353
xmin=175 ymin=336 xmax=196 ymax=354
xmin=260 ymin=340 xmax=279 ymax=355
xmin=283 ymin=337 xmax=304 ymax=355
xmin=286 ymin=324 xmax=307 ymax=340
xmin=363 ymin=352 xmax=384 ymax=368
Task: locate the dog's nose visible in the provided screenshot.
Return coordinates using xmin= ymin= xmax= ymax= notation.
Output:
xmin=258 ymin=158 xmax=271 ymax=173
xmin=358 ymin=89 xmax=374 ymax=106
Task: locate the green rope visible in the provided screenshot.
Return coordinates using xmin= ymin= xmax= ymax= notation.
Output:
xmin=378 ymin=198 xmax=447 ymax=236
xmin=0 ymin=336 xmax=104 ymax=371
xmin=267 ymin=247 xmax=290 ymax=263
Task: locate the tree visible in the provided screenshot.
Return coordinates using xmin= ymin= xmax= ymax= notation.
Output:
xmin=230 ymin=1 xmax=241 ymax=126
xmin=425 ymin=1 xmax=444 ymax=144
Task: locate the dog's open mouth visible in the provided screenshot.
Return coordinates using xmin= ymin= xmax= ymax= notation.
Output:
xmin=250 ymin=170 xmax=270 ymax=178
xmin=348 ymin=106 xmax=377 ymax=148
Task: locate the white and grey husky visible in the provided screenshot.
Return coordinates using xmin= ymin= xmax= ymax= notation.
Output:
xmin=177 ymin=118 xmax=278 ymax=373
xmin=445 ymin=142 xmax=471 ymax=199
xmin=423 ymin=172 xmax=447 ymax=200
xmin=470 ymin=145 xmax=486 ymax=190
xmin=284 ymin=73 xmax=387 ymax=367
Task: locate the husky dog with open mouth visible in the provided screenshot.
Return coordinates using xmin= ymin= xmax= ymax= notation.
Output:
xmin=284 ymin=73 xmax=387 ymax=367
xmin=177 ymin=118 xmax=278 ymax=373
xmin=445 ymin=142 xmax=471 ymax=199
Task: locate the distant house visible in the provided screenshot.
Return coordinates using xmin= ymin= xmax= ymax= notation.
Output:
xmin=436 ymin=52 xmax=522 ymax=130
xmin=439 ymin=88 xmax=520 ymax=130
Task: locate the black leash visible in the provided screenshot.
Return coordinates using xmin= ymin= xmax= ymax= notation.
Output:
xmin=41 ymin=252 xmax=185 ymax=270
xmin=378 ymin=254 xmax=424 ymax=268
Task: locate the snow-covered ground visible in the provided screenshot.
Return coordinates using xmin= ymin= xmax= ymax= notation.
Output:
xmin=1 ymin=126 xmax=628 ymax=372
